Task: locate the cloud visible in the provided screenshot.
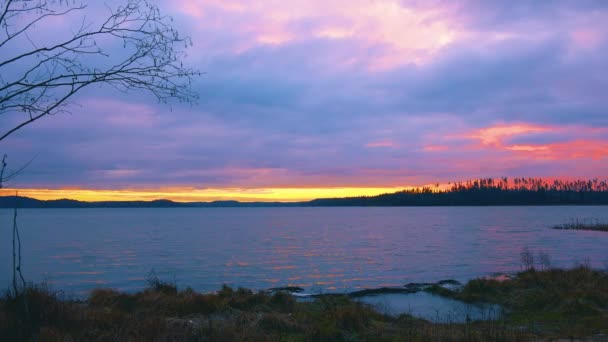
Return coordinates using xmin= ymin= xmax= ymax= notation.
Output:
xmin=1 ymin=0 xmax=608 ymax=196
xmin=168 ymin=0 xmax=466 ymax=69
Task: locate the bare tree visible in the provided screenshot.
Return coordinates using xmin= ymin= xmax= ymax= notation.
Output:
xmin=1 ymin=156 xmax=26 ymax=297
xmin=0 ymin=154 xmax=6 ymax=186
xmin=0 ymin=0 xmax=200 ymax=142
xmin=0 ymin=0 xmax=199 ymax=297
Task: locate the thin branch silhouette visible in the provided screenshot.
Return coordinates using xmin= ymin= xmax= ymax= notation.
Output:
xmin=0 ymin=0 xmax=200 ymax=141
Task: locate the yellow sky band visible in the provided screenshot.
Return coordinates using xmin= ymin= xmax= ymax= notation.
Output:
xmin=1 ymin=187 xmax=413 ymax=203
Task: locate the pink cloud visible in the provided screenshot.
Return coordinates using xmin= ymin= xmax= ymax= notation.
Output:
xmin=464 ymin=123 xmax=608 ymax=161
xmin=170 ymin=0 xmax=465 ymax=69
xmin=525 ymin=140 xmax=608 ymax=161
xmin=366 ymin=140 xmax=398 ymax=148
xmin=423 ymin=145 xmax=449 ymax=152
xmin=506 ymin=145 xmax=550 ymax=152
xmin=169 ymin=0 xmax=608 ymax=71
xmin=571 ymin=29 xmax=602 ymax=49
xmin=468 ymin=123 xmax=551 ymax=145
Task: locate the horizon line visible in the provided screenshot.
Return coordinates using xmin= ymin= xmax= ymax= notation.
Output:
xmin=2 ymin=177 xmax=607 ymax=203
xmin=0 ymin=187 xmax=411 ymax=203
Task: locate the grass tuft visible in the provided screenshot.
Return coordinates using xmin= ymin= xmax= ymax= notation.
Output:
xmin=146 ymin=271 xmax=178 ymax=295
xmin=445 ymin=266 xmax=608 ymax=337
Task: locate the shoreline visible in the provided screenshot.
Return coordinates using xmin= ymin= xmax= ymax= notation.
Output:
xmin=3 ymin=194 xmax=608 ymax=208
xmin=2 ymin=266 xmax=607 ymax=340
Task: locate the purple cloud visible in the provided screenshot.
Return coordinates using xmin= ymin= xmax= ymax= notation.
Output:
xmin=1 ymin=0 xmax=607 ymax=194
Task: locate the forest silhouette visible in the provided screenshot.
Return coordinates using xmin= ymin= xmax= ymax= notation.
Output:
xmin=2 ymin=177 xmax=608 ymax=207
xmin=310 ymin=177 xmax=608 ymax=206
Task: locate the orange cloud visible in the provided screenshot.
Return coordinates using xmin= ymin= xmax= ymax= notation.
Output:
xmin=505 ymin=145 xmax=550 ymax=152
xmin=466 ymin=123 xmax=608 ymax=161
xmin=470 ymin=123 xmax=551 ymax=145
xmin=524 ymin=140 xmax=608 ymax=161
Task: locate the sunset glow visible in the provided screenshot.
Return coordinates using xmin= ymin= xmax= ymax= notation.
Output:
xmin=3 ymin=2 xmax=608 ymax=338
xmin=1 ymin=0 xmax=608 ymax=201
xmin=5 ymin=187 xmax=408 ymax=203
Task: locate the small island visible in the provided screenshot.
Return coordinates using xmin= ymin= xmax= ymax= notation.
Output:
xmin=553 ymin=219 xmax=608 ymax=232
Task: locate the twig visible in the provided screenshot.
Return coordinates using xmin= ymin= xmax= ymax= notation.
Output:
xmin=12 ymin=197 xmax=17 ymax=294
xmin=0 ymin=154 xmax=6 ymax=188
xmin=15 ymin=201 xmax=26 ymax=289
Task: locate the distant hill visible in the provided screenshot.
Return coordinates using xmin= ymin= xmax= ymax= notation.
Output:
xmin=2 ymin=178 xmax=608 ymax=208
xmin=0 ymin=196 xmax=301 ymax=208
xmin=0 ymin=196 xmax=184 ymax=208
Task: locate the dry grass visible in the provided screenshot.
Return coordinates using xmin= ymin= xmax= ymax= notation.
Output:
xmin=4 ymin=267 xmax=607 ymax=341
xmin=0 ymin=281 xmax=534 ymax=341
xmin=446 ymin=266 xmax=608 ymax=338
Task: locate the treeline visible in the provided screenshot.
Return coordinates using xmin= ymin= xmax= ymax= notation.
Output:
xmin=2 ymin=177 xmax=608 ymax=207
xmin=447 ymin=177 xmax=608 ymax=193
xmin=310 ymin=177 xmax=608 ymax=206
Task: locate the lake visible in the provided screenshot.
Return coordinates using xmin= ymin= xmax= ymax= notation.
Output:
xmin=1 ymin=206 xmax=607 ymax=296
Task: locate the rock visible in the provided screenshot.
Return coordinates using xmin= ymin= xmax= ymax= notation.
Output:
xmin=266 ymin=286 xmax=305 ymax=293
xmin=349 ymin=287 xmax=417 ymax=298
xmin=404 ymin=282 xmax=433 ymax=292
xmin=437 ymin=279 xmax=461 ymax=286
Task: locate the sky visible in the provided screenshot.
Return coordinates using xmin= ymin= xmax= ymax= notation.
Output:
xmin=1 ymin=0 xmax=608 ymax=202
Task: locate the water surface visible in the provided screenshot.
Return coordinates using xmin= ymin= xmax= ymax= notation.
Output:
xmin=359 ymin=292 xmax=502 ymax=323
xmin=1 ymin=206 xmax=607 ymax=295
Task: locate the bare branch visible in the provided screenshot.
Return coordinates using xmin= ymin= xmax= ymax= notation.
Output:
xmin=0 ymin=0 xmax=14 ymax=26
xmin=0 ymin=154 xmax=6 ymax=188
xmin=0 ymin=5 xmax=85 ymax=49
xmin=0 ymin=0 xmax=200 ymax=141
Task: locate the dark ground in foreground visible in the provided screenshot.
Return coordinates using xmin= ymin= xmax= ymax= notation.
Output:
xmin=1 ymin=267 xmax=607 ymax=341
